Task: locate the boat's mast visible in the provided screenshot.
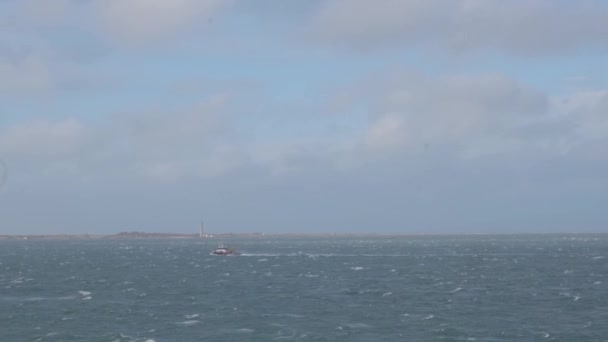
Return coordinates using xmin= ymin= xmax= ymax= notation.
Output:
xmin=199 ymin=221 xmax=204 ymax=239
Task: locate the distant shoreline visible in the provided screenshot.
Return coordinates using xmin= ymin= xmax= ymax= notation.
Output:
xmin=0 ymin=231 xmax=605 ymax=240
xmin=0 ymin=232 xmax=259 ymax=240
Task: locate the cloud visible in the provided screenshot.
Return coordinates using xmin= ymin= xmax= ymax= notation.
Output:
xmin=0 ymin=1 xmax=107 ymax=97
xmin=0 ymin=0 xmax=236 ymax=53
xmin=353 ymin=72 xmax=549 ymax=159
xmin=94 ymin=0 xmax=232 ymax=46
xmin=308 ymin=0 xmax=608 ymax=55
xmin=364 ymin=113 xmax=407 ymax=151
xmin=4 ymin=72 xmax=601 ymax=185
xmin=0 ymin=94 xmax=248 ymax=184
xmin=2 ymin=71 xmax=604 ymax=186
xmin=1 ymin=73 xmax=607 ymax=233
xmin=0 ymin=119 xmax=87 ymax=160
xmin=11 ymin=0 xmax=72 ymax=27
xmin=0 ymin=56 xmax=53 ymax=96
xmin=1 ymin=1 xmax=606 ymax=234
xmin=553 ymin=90 xmax=608 ymax=154
xmin=112 ymin=95 xmax=230 ymax=156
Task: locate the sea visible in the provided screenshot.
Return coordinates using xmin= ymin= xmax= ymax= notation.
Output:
xmin=1 ymin=234 xmax=607 ymax=341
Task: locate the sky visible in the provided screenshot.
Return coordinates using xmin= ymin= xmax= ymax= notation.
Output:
xmin=1 ymin=0 xmax=607 ymax=235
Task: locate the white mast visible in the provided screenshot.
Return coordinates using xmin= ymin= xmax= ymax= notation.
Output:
xmin=199 ymin=221 xmax=204 ymax=238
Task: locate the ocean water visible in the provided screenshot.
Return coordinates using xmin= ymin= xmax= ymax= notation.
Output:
xmin=1 ymin=235 xmax=607 ymax=341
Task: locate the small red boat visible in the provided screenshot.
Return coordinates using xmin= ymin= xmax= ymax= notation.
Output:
xmin=210 ymin=244 xmax=240 ymax=256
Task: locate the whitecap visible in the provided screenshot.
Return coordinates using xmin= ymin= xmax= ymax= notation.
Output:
xmin=235 ymin=328 xmax=254 ymax=333
xmin=350 ymin=267 xmax=364 ymax=271
xmin=279 ymin=313 xmax=304 ymax=318
xmin=78 ymin=291 xmax=91 ymax=296
xmin=177 ymin=320 xmax=200 ymax=326
xmin=241 ymin=253 xmax=280 ymax=257
xmin=422 ymin=314 xmax=434 ymax=320
xmin=359 ymin=288 xmax=382 ymax=294
xmin=592 ymin=256 xmax=605 ymax=260
xmin=450 ymin=287 xmax=463 ymax=293
xmin=382 ymin=292 xmax=393 ymax=297
xmin=185 ymin=314 xmax=199 ymax=319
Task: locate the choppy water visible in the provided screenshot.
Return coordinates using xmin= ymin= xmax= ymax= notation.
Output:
xmin=1 ymin=235 xmax=607 ymax=341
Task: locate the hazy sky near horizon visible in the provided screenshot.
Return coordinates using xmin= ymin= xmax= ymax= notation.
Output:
xmin=1 ymin=0 xmax=607 ymax=234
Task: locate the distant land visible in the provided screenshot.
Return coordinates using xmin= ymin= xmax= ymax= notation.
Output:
xmin=0 ymin=231 xmax=605 ymax=240
xmin=0 ymin=232 xmax=265 ymax=240
xmin=0 ymin=231 xmax=392 ymax=240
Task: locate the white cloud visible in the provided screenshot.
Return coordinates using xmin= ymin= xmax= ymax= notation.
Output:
xmin=0 ymin=94 xmax=247 ymax=183
xmin=2 ymin=73 xmax=604 ymax=188
xmin=0 ymin=0 xmax=606 ymax=234
xmin=14 ymin=0 xmax=72 ymax=27
xmin=0 ymin=0 xmax=235 ymax=52
xmin=353 ymin=73 xmax=549 ymax=159
xmin=553 ymin=90 xmax=608 ymax=151
xmin=0 ymin=119 xmax=88 ymax=160
xmin=309 ymin=0 xmax=608 ymax=54
xmin=94 ymin=0 xmax=232 ymax=46
xmin=1 ymin=74 xmax=607 ymax=233
xmin=237 ymin=73 xmax=583 ymax=177
xmin=364 ymin=112 xmax=407 ymax=151
xmin=0 ymin=56 xmax=53 ymax=95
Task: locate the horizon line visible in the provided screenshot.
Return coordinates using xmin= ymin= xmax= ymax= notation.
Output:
xmin=1 ymin=231 xmax=607 ymax=239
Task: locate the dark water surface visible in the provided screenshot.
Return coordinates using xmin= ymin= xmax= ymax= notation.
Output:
xmin=1 ymin=235 xmax=607 ymax=341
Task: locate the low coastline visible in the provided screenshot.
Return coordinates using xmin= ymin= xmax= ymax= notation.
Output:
xmin=0 ymin=231 xmax=604 ymax=240
xmin=0 ymin=232 xmax=387 ymax=240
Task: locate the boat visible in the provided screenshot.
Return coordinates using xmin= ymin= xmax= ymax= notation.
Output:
xmin=210 ymin=242 xmax=240 ymax=256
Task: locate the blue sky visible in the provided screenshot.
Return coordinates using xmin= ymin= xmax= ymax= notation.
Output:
xmin=1 ymin=0 xmax=607 ymax=234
